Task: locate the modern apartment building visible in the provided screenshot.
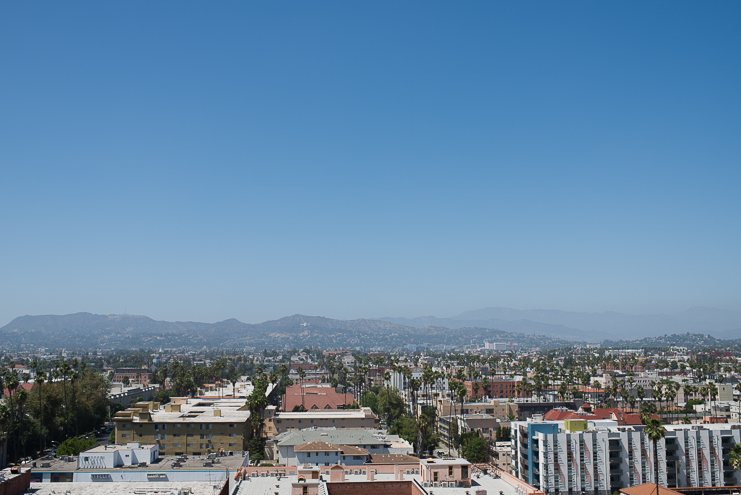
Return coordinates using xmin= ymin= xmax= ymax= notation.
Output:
xmin=113 ymin=398 xmax=251 ymax=456
xmin=511 ymin=416 xmax=741 ymax=495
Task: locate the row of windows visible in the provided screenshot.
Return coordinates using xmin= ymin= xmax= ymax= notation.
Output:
xmin=148 ymin=423 xmax=238 ymax=430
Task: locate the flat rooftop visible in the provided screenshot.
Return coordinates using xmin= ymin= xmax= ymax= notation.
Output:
xmin=275 ymin=408 xmax=374 ymax=420
xmin=31 ymin=453 xmax=247 ymax=472
xmin=235 ymin=467 xmax=521 ymax=495
xmin=26 ymin=481 xmax=226 ymax=495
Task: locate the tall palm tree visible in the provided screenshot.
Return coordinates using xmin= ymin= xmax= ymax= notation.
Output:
xmin=642 ymin=415 xmax=667 ymax=485
xmin=36 ymin=370 xmax=46 ymax=452
xmin=59 ymin=361 xmax=71 ymax=437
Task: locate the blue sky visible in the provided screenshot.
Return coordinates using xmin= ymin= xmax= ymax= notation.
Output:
xmin=1 ymin=2 xmax=740 ymax=325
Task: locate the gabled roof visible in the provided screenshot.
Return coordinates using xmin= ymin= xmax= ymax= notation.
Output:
xmin=620 ymin=483 xmax=683 ymax=495
xmin=294 ymin=441 xmax=342 ymax=452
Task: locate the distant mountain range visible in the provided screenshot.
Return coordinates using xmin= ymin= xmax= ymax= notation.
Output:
xmin=0 ymin=312 xmax=574 ymax=351
xmin=379 ymin=306 xmax=741 ymax=342
xmin=1 ymin=306 xmax=739 ymax=351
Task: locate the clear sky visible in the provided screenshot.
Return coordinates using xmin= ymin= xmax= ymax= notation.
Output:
xmin=1 ymin=2 xmax=740 ymax=326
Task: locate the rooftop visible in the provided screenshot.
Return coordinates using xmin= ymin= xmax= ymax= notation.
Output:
xmin=275 ymin=429 xmax=388 ymax=447
xmin=235 ymin=468 xmax=520 ymax=495
xmin=115 ymin=397 xmax=251 ymax=423
xmin=31 ymin=453 xmax=247 ymax=472
xmin=26 ymin=481 xmax=226 ymax=495
xmin=274 ymin=407 xmax=375 ymax=420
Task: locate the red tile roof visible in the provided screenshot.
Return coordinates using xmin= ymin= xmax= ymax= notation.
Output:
xmin=2 ymin=383 xmax=34 ymax=397
xmin=543 ymin=407 xmax=659 ymax=425
xmin=282 ymin=385 xmax=354 ymax=411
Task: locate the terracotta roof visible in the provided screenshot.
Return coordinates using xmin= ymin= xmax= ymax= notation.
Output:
xmin=621 ymin=483 xmax=683 ymax=495
xmin=282 ymin=385 xmax=353 ymax=412
xmin=339 ymin=445 xmax=369 ymax=456
xmin=543 ymin=407 xmax=659 ymax=425
xmin=294 ymin=442 xmax=342 ymax=452
xmin=2 ymin=383 xmax=34 ymax=397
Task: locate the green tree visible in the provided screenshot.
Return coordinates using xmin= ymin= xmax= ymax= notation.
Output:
xmin=57 ymin=436 xmax=97 ymax=456
xmin=361 ymin=391 xmax=379 ymax=415
xmin=459 ymin=431 xmax=488 ymax=463
xmin=378 ymin=387 xmax=405 ymax=427
xmin=729 ymin=444 xmax=741 ymax=472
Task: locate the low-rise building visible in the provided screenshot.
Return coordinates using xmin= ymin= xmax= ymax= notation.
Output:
xmin=113 ymin=397 xmax=251 ymax=456
xmin=263 ymin=406 xmax=379 ymax=438
xmin=272 ymin=429 xmax=412 ymax=465
xmin=419 ymin=457 xmax=471 ymax=487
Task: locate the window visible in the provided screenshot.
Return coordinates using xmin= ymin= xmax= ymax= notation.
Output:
xmin=462 ymin=466 xmax=468 ymax=478
xmin=229 ymin=433 xmax=237 ymax=437
xmin=229 ymin=443 xmax=237 ymax=447
xmin=353 ymin=456 xmax=362 ymax=460
xmin=187 ymin=443 xmax=194 ymax=447
xmin=298 ymin=420 xmax=303 ymax=424
xmin=332 ymin=420 xmax=337 ymax=423
xmin=161 ymin=444 xmax=167 ymax=449
xmin=122 ymin=434 xmax=130 ymax=438
xmin=230 ymin=423 xmax=238 ymax=427
xmin=276 ymin=420 xmax=282 ymax=424
xmin=173 ymin=443 xmax=181 ymax=447
xmin=434 ymin=472 xmax=439 ymax=482
xmin=311 ymin=420 xmax=316 ymax=424
xmin=174 ymin=424 xmax=181 ymax=428
xmin=449 ymin=466 xmax=453 ymax=476
xmin=173 ymin=434 xmax=181 ymax=438
xmin=302 ymin=486 xmax=308 ymax=495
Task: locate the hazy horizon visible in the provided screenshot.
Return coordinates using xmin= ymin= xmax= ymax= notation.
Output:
xmin=2 ymin=2 xmax=739 ymax=327
xmin=3 ymin=304 xmax=741 ymax=329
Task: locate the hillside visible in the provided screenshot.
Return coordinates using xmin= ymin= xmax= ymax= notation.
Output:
xmin=381 ymin=306 xmax=741 ymax=342
xmin=0 ymin=313 xmax=574 ymax=351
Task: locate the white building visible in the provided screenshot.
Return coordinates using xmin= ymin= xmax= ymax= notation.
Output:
xmin=511 ymin=416 xmax=741 ymax=495
xmin=78 ymin=443 xmax=159 ymax=469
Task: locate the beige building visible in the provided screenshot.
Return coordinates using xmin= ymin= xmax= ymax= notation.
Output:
xmin=113 ymin=397 xmax=251 ymax=456
xmin=263 ymin=406 xmax=379 ymax=438
xmin=435 ymin=398 xmax=517 ymax=420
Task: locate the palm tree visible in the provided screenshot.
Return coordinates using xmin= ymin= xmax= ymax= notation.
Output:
xmin=59 ymin=361 xmax=71 ymax=437
xmin=36 ymin=370 xmax=46 ymax=452
xmin=643 ymin=414 xmax=667 ymax=485
xmin=728 ymin=444 xmax=741 ymax=472
xmin=708 ymin=383 xmax=718 ymax=420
